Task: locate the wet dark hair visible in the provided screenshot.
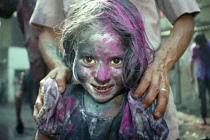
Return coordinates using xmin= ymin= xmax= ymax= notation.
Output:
xmin=61 ymin=0 xmax=154 ymax=89
xmin=194 ymin=33 xmax=207 ymax=46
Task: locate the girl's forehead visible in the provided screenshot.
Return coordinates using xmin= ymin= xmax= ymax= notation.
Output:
xmin=77 ymin=32 xmax=125 ymax=55
xmin=81 ymin=24 xmax=120 ymax=43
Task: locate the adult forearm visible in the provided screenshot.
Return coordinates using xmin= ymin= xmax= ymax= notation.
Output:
xmin=39 ymin=27 xmax=65 ymax=70
xmin=155 ymin=14 xmax=194 ymax=72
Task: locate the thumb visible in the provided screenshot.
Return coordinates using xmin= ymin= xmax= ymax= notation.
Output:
xmin=56 ymin=75 xmax=67 ymax=93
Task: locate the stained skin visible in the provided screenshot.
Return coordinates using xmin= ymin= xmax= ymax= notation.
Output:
xmin=74 ymin=28 xmax=126 ymax=117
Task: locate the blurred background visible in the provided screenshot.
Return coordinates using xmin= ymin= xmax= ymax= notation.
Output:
xmin=0 ymin=0 xmax=210 ymax=140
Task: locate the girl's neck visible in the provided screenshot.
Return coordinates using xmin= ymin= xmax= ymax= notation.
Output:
xmin=83 ymin=91 xmax=125 ymax=118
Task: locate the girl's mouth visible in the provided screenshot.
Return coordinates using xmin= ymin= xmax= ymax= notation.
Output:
xmin=92 ymin=84 xmax=113 ymax=93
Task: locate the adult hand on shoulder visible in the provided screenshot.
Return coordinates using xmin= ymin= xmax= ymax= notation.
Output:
xmin=134 ymin=51 xmax=169 ymax=119
xmin=33 ymin=66 xmax=71 ymax=123
xmin=135 ymin=14 xmax=194 ymax=119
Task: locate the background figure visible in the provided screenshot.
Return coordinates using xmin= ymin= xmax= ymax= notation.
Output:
xmin=0 ymin=0 xmax=48 ymax=134
xmin=0 ymin=80 xmax=7 ymax=104
xmin=0 ymin=0 xmax=48 ymax=94
xmin=190 ymin=33 xmax=210 ymax=125
xmin=16 ymin=70 xmax=36 ymax=134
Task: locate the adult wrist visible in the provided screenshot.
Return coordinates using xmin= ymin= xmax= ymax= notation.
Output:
xmin=155 ymin=49 xmax=175 ymax=72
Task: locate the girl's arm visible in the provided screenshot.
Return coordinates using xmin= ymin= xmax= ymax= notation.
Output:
xmin=35 ymin=131 xmax=53 ymax=140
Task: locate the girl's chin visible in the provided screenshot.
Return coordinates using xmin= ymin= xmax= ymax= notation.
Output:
xmin=91 ymin=94 xmax=113 ymax=103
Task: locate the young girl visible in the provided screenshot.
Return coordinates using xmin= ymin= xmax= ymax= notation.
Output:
xmin=35 ymin=0 xmax=169 ymax=139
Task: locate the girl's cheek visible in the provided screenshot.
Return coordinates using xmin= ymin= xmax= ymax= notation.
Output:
xmin=111 ymin=68 xmax=122 ymax=76
xmin=77 ymin=66 xmax=94 ymax=79
xmin=111 ymin=68 xmax=123 ymax=80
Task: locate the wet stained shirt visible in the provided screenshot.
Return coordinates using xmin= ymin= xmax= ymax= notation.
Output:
xmin=37 ymin=78 xmax=169 ymax=140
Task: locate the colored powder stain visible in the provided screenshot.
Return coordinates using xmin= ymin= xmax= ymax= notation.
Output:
xmin=81 ymin=67 xmax=90 ymax=78
xmin=122 ymin=108 xmax=132 ymax=124
xmin=66 ymin=97 xmax=77 ymax=105
xmin=56 ymin=109 xmax=64 ymax=121
xmin=84 ymin=73 xmax=88 ymax=77
xmin=94 ymin=47 xmax=102 ymax=56
xmin=97 ymin=65 xmax=110 ymax=81
xmin=68 ymin=124 xmax=74 ymax=131
xmin=102 ymin=36 xmax=109 ymax=44
xmin=66 ymin=97 xmax=78 ymax=112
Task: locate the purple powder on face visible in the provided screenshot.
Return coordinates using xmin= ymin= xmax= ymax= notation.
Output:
xmin=97 ymin=0 xmax=154 ymax=89
xmin=62 ymin=0 xmax=154 ymax=89
xmin=96 ymin=65 xmax=111 ymax=81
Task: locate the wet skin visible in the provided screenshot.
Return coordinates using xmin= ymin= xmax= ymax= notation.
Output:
xmin=73 ymin=29 xmax=126 ymax=116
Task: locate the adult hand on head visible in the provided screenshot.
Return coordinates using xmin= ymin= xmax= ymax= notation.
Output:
xmin=33 ymin=66 xmax=71 ymax=123
xmin=135 ymin=14 xmax=194 ymax=119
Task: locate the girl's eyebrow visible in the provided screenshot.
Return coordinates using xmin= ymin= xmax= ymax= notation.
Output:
xmin=77 ymin=50 xmax=94 ymax=56
xmin=108 ymin=53 xmax=124 ymax=58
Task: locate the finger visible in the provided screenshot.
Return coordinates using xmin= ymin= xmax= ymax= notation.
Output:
xmin=141 ymin=74 xmax=160 ymax=109
xmin=37 ymin=106 xmax=47 ymax=119
xmin=40 ymin=86 xmax=44 ymax=104
xmin=33 ymin=85 xmax=45 ymax=123
xmin=135 ymin=70 xmax=152 ymax=98
xmin=153 ymin=88 xmax=169 ymax=119
xmin=56 ymin=69 xmax=70 ymax=93
xmin=36 ymin=86 xmax=44 ymax=112
xmin=40 ymin=70 xmax=57 ymax=87
xmin=33 ymin=105 xmax=38 ymax=123
xmin=33 ymin=102 xmax=43 ymax=123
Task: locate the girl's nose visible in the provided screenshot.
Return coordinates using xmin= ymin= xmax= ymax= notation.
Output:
xmin=92 ymin=65 xmax=111 ymax=85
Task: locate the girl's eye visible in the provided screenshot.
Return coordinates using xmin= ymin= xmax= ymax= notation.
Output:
xmin=83 ymin=57 xmax=96 ymax=66
xmin=110 ymin=58 xmax=123 ymax=67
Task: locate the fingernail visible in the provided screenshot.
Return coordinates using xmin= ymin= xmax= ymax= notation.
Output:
xmin=142 ymin=103 xmax=146 ymax=109
xmin=155 ymin=111 xmax=160 ymax=118
xmin=135 ymin=93 xmax=139 ymax=98
xmin=58 ymin=86 xmax=65 ymax=93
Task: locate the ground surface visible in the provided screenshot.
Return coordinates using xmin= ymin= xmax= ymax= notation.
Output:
xmin=0 ymin=104 xmax=36 ymax=140
xmin=0 ymin=103 xmax=209 ymax=140
xmin=178 ymin=109 xmax=210 ymax=140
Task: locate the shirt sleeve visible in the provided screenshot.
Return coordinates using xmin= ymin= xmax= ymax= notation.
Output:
xmin=157 ymin=0 xmax=200 ymax=24
xmin=119 ymin=90 xmax=169 ymax=139
xmin=29 ymin=0 xmax=65 ymax=29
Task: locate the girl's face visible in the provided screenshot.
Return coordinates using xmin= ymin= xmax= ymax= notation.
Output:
xmin=74 ymin=30 xmax=125 ymax=103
